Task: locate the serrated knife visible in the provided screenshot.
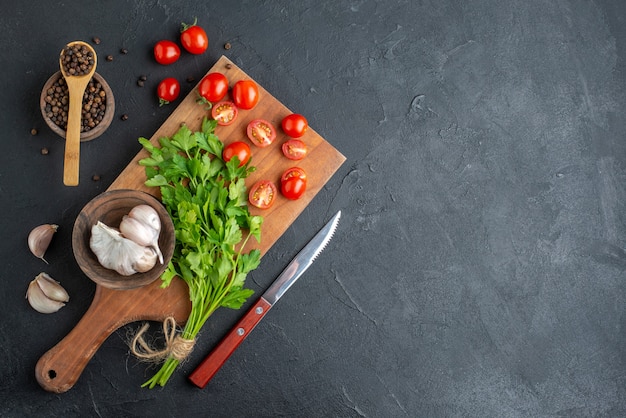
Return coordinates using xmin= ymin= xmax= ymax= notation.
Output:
xmin=188 ymin=210 xmax=342 ymax=388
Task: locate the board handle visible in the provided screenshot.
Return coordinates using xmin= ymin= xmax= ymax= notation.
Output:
xmin=188 ymin=297 xmax=272 ymax=388
xmin=35 ymin=277 xmax=192 ymax=393
xmin=35 ymin=287 xmax=119 ymax=393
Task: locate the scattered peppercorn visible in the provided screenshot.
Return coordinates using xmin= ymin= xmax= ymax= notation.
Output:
xmin=44 ymin=75 xmax=107 ymax=133
xmin=120 ymin=48 xmax=128 ymax=54
xmin=61 ymin=44 xmax=95 ymax=76
xmin=93 ymin=37 xmax=101 ymax=45
xmin=106 ymin=55 xmax=113 ymax=62
xmin=137 ymin=79 xmax=144 ymax=87
xmin=139 ymin=75 xmax=147 ymax=81
xmin=30 ymin=128 xmax=38 ymax=136
xmin=225 ymin=63 xmax=232 ymax=70
xmin=92 ymin=174 xmax=101 ymax=181
xmin=41 ymin=147 xmax=49 ymax=155
xmin=121 ymin=114 xmax=129 ymax=121
xmin=224 ymin=42 xmax=231 ymax=50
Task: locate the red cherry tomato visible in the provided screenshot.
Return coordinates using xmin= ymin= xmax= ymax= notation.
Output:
xmin=198 ymin=72 xmax=229 ymax=103
xmin=232 ymin=80 xmax=259 ymax=110
xmin=281 ymin=177 xmax=307 ymax=200
xmin=157 ymin=78 xmax=180 ymax=106
xmin=249 ymin=180 xmax=277 ymax=209
xmin=280 ymin=167 xmax=307 ymax=200
xmin=223 ymin=141 xmax=251 ymax=167
xmin=246 ymin=119 xmax=276 ymax=148
xmin=281 ymin=114 xmax=308 ymax=138
xmin=282 ymin=139 xmax=307 ymax=160
xmin=211 ymin=101 xmax=238 ymax=126
xmin=180 ymin=21 xmax=208 ymax=54
xmin=153 ymin=40 xmax=181 ymax=65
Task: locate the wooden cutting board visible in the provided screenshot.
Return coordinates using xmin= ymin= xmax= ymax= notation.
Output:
xmin=35 ymin=55 xmax=346 ymax=393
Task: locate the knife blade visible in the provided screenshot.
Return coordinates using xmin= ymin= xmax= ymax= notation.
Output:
xmin=188 ymin=210 xmax=342 ymax=388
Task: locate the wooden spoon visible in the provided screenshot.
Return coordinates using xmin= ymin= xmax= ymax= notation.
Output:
xmin=59 ymin=41 xmax=97 ymax=186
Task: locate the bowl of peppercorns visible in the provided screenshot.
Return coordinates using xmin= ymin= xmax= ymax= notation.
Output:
xmin=40 ymin=71 xmax=115 ymax=141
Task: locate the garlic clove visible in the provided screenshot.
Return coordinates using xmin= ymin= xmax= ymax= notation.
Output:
xmin=35 ymin=272 xmax=70 ymax=303
xmin=26 ymin=273 xmax=69 ymax=314
xmin=119 ymin=215 xmax=163 ymax=264
xmin=128 ymin=205 xmax=161 ymax=233
xmin=28 ymin=224 xmax=58 ymax=263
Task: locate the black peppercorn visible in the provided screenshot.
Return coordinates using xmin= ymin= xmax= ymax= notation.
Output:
xmin=44 ymin=75 xmax=107 ymax=133
xmin=61 ymin=44 xmax=95 ymax=76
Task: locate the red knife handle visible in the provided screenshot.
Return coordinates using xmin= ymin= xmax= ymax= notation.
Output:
xmin=189 ymin=297 xmax=272 ymax=388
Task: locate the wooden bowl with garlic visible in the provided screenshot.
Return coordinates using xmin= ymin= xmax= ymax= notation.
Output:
xmin=72 ymin=189 xmax=175 ymax=290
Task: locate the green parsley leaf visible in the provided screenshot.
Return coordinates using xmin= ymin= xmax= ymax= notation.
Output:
xmin=138 ymin=117 xmax=263 ymax=389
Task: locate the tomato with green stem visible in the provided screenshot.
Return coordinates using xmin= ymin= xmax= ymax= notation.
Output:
xmin=223 ymin=141 xmax=251 ymax=167
xmin=249 ymin=180 xmax=277 ymax=209
xmin=198 ymin=72 xmax=229 ymax=103
xmin=232 ymin=80 xmax=259 ymax=110
xmin=211 ymin=101 xmax=238 ymax=126
xmin=153 ymin=40 xmax=180 ymax=65
xmin=281 ymin=114 xmax=308 ymax=138
xmin=157 ymin=78 xmax=180 ymax=106
xmin=180 ymin=19 xmax=208 ymax=54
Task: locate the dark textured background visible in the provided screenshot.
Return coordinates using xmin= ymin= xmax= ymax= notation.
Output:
xmin=1 ymin=1 xmax=625 ymax=416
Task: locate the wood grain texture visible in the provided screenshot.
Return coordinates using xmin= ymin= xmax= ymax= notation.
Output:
xmin=35 ymin=277 xmax=191 ymax=393
xmin=36 ymin=55 xmax=345 ymax=392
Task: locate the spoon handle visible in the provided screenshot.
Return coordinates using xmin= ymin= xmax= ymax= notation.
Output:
xmin=63 ymin=83 xmax=83 ymax=186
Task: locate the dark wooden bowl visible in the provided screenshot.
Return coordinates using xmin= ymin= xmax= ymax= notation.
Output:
xmin=72 ymin=189 xmax=175 ymax=290
xmin=40 ymin=71 xmax=115 ymax=142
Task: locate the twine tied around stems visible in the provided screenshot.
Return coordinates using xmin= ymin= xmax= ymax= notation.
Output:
xmin=130 ymin=317 xmax=195 ymax=362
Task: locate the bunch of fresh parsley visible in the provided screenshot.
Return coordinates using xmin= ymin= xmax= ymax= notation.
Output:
xmin=138 ymin=117 xmax=263 ymax=388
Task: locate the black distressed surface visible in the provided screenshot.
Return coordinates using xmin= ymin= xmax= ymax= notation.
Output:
xmin=1 ymin=1 xmax=625 ymax=416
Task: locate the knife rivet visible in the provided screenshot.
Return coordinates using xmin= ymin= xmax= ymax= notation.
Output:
xmin=237 ymin=327 xmax=245 ymax=336
xmin=255 ymin=307 xmax=264 ymax=314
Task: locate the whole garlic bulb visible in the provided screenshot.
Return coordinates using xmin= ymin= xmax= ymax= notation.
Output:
xmin=128 ymin=205 xmax=161 ymax=233
xmin=119 ymin=214 xmax=163 ymax=264
xmin=90 ymin=221 xmax=158 ymax=276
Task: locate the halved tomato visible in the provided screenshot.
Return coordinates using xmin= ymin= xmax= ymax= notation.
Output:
xmin=281 ymin=167 xmax=307 ymax=182
xmin=223 ymin=141 xmax=251 ymax=166
xmin=282 ymin=139 xmax=307 ymax=160
xmin=249 ymin=180 xmax=277 ymax=209
xmin=246 ymin=119 xmax=276 ymax=148
xmin=211 ymin=101 xmax=238 ymax=126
